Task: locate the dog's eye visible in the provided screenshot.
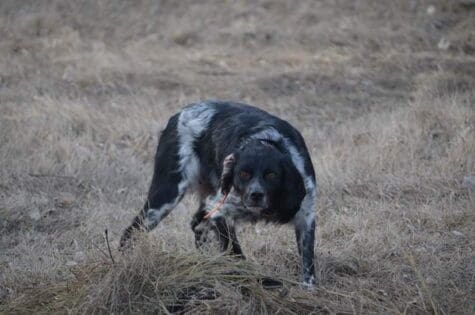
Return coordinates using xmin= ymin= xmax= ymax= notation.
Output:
xmin=265 ymin=172 xmax=276 ymax=180
xmin=239 ymin=171 xmax=251 ymax=180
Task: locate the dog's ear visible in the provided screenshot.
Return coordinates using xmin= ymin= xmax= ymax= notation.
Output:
xmin=221 ymin=153 xmax=236 ymax=195
xmin=279 ymin=158 xmax=306 ymax=214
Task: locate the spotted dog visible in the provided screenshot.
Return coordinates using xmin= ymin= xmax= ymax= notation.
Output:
xmin=120 ymin=100 xmax=318 ymax=286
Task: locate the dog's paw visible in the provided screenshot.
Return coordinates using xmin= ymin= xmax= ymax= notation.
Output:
xmin=118 ymin=240 xmax=132 ymax=253
xmin=301 ymin=274 xmax=317 ymax=290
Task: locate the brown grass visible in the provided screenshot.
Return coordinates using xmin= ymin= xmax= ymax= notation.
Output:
xmin=1 ymin=0 xmax=474 ymax=314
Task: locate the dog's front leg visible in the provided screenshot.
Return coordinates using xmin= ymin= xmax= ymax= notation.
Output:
xmin=294 ymin=200 xmax=317 ymax=286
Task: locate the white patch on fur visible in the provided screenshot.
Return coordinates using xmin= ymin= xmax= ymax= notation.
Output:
xmin=249 ymin=127 xmax=283 ymax=143
xmin=282 ymin=137 xmax=317 ymax=229
xmin=303 ymin=275 xmax=316 ymax=287
xmin=177 ymin=102 xmax=216 ymax=193
xmin=143 ymin=194 xmax=184 ymax=230
xmin=143 ymin=206 xmax=170 ymax=229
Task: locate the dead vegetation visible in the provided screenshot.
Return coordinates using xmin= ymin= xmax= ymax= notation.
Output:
xmin=0 ymin=0 xmax=474 ymax=314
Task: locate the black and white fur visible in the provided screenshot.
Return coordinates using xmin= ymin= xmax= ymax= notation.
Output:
xmin=120 ymin=100 xmax=317 ymax=285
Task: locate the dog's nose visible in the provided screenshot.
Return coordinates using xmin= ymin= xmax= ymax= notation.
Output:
xmin=250 ymin=192 xmax=264 ymax=201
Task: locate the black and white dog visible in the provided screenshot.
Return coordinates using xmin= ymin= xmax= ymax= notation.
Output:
xmin=120 ymin=100 xmax=317 ymax=285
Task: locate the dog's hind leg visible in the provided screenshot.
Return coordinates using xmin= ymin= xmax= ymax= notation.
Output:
xmin=120 ymin=114 xmax=188 ymax=248
xmin=119 ymin=167 xmax=187 ymax=248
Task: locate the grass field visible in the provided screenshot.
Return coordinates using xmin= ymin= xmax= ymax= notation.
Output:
xmin=0 ymin=1 xmax=474 ymax=314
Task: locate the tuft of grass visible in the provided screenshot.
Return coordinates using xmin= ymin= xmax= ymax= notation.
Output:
xmin=2 ymin=241 xmax=355 ymax=314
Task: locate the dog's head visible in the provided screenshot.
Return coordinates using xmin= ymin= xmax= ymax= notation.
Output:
xmin=221 ymin=140 xmax=305 ymax=221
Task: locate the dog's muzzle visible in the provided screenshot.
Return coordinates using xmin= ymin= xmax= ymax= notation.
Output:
xmin=244 ymin=192 xmax=268 ymax=210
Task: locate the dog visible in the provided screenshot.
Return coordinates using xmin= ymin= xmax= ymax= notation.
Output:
xmin=120 ymin=100 xmax=317 ymax=286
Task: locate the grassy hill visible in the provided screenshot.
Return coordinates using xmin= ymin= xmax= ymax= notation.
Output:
xmin=0 ymin=1 xmax=473 ymax=313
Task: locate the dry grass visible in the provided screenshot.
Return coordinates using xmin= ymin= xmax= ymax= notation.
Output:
xmin=0 ymin=0 xmax=474 ymax=314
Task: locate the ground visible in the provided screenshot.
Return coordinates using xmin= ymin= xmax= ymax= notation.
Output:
xmin=0 ymin=0 xmax=474 ymax=314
